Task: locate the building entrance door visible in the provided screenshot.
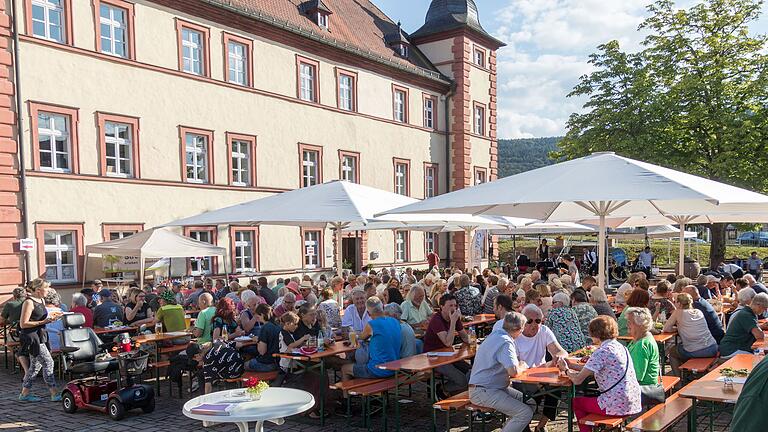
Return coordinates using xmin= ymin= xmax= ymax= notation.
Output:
xmin=342 ymin=237 xmax=361 ymax=274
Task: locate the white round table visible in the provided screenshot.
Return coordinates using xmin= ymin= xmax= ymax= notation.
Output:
xmin=182 ymin=387 xmax=314 ymax=432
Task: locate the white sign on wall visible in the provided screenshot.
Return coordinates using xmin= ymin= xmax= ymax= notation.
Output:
xmin=19 ymin=238 xmax=35 ymax=251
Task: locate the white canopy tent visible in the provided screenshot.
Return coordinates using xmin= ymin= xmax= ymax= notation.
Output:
xmin=164 ymin=181 xmax=421 ymax=277
xmin=83 ymin=227 xmax=228 ymax=286
xmin=379 ymin=152 xmax=768 ymax=288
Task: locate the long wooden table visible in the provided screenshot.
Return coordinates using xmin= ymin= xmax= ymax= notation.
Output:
xmin=378 ymin=344 xmax=477 ymax=432
xmin=94 ymin=325 xmax=138 ymax=335
xmin=510 ymin=365 xmax=575 ymax=432
xmin=679 ymin=353 xmax=757 ymax=431
xmin=618 ymin=331 xmax=677 ymax=371
xmin=133 ymin=331 xmax=192 ymax=395
xmin=275 ymin=340 xmax=357 ymax=427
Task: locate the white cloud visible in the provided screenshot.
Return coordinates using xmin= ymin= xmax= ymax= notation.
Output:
xmin=491 ymin=0 xmax=649 ymax=138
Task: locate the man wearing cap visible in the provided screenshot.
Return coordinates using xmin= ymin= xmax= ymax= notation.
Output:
xmin=299 ymin=281 xmax=318 ymax=306
xmin=698 ymin=275 xmax=722 ymax=300
xmin=93 ymin=289 xmax=124 ymax=328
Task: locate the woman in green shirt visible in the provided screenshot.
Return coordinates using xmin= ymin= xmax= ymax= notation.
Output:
xmin=625 ymin=306 xmax=663 ymax=406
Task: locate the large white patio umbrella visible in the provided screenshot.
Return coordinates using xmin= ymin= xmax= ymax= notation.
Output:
xmin=164 ymin=181 xmax=419 ymax=277
xmin=379 ymin=152 xmax=768 ymax=288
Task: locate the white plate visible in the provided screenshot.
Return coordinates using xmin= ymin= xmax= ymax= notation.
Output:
xmin=234 ymin=336 xmax=254 ymax=342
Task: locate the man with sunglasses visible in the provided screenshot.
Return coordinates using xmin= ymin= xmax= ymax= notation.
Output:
xmin=423 ymin=293 xmax=471 ymax=398
xmin=513 ymin=304 xmax=568 ymax=432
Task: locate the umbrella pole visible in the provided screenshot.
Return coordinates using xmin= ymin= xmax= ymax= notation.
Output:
xmin=333 ymin=223 xmax=344 ymax=307
xmin=679 ymin=223 xmax=686 ymax=276
xmin=81 ymin=251 xmax=88 ymax=288
xmin=598 ymin=215 xmax=606 ymax=290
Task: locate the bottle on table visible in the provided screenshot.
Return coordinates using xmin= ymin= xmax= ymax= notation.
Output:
xmin=154 ymin=322 xmax=163 ymax=335
xmin=468 ymin=326 xmax=477 ymax=347
xmin=317 ymin=330 xmax=325 ymax=352
xmin=221 ymin=326 xmax=229 ymax=342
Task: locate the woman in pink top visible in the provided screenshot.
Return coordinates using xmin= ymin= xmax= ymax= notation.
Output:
xmin=558 ymin=316 xmax=641 ymax=432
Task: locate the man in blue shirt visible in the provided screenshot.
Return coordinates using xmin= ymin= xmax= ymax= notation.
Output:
xmin=341 ymin=297 xmax=401 ymax=380
xmin=683 ymin=285 xmax=725 ymax=343
xmin=469 ymin=311 xmax=533 ymax=432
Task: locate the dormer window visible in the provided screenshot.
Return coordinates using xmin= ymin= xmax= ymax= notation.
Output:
xmin=397 ymin=44 xmax=409 ymax=58
xmin=317 ymin=12 xmax=329 ymax=29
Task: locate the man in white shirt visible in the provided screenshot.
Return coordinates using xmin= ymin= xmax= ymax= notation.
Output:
xmin=638 ymin=246 xmax=654 ymax=278
xmin=513 ymin=304 xmax=568 ymax=431
xmin=401 ymin=267 xmax=417 ymax=285
xmin=746 ymin=252 xmax=763 ymax=279
xmin=341 ymin=290 xmax=371 ymax=333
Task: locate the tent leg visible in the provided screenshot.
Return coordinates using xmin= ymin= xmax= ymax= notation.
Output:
xmin=598 ymin=215 xmax=606 ymax=290
xmin=81 ymin=253 xmax=88 ymax=288
xmin=679 ymin=224 xmax=686 ymax=276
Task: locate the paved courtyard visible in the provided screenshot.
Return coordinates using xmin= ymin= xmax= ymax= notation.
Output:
xmin=0 ymin=365 xmax=734 ymax=432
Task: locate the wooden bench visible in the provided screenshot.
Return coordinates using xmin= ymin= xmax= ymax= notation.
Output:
xmin=626 ymin=392 xmax=692 ymax=432
xmin=679 ymin=357 xmax=717 ymax=382
xmin=330 ymin=377 xmax=387 ymax=392
xmin=433 ymin=390 xmax=471 ymax=430
xmin=348 ymin=373 xmax=426 ymax=429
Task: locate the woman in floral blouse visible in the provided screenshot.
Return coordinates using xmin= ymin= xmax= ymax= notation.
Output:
xmin=544 ymin=292 xmax=587 ymax=354
xmin=558 ymin=316 xmax=642 ymax=432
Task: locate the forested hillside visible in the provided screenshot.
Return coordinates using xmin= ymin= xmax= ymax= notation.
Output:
xmin=497 ymin=137 xmax=561 ymax=177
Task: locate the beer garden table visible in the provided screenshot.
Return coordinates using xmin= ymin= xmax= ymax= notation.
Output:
xmin=618 ymin=331 xmax=677 ymax=371
xmin=134 ymin=331 xmax=193 ymax=394
xmin=679 ymin=353 xmax=757 ymax=432
xmin=510 ymin=365 xmax=576 ymax=432
xmin=377 ymin=344 xmax=477 ymax=432
xmin=274 ymin=340 xmax=357 ymax=426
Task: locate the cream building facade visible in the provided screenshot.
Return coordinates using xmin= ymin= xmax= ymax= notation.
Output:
xmin=0 ymin=0 xmax=503 ymax=297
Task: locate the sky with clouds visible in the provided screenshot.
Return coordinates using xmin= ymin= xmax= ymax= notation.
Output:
xmin=377 ymin=0 xmax=768 ymax=139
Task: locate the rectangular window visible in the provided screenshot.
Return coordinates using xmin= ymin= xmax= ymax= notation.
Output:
xmin=227 ymin=41 xmax=247 ymax=85
xmin=231 ymin=139 xmax=250 ymax=186
xmin=475 ymin=167 xmax=487 ymax=185
xmin=424 ymin=163 xmax=438 ymax=198
xmin=187 ymin=230 xmax=213 ymax=275
xmin=109 ymin=230 xmax=133 ymax=240
xmin=299 ymin=144 xmax=322 ymax=187
xmin=299 ymin=62 xmax=317 ymax=102
xmin=474 ymin=47 xmax=486 ymax=67
xmin=395 ymin=231 xmax=408 ymax=263
xmin=185 ymin=133 xmax=208 ymax=183
xmin=102 ymin=224 xmax=143 ymax=241
xmin=425 ymin=232 xmax=437 ymax=256
xmin=339 ymin=151 xmax=359 ymax=183
xmin=99 ymin=3 xmax=127 ymax=57
xmin=43 ymin=230 xmax=77 ymax=282
xmin=176 ymin=20 xmax=209 ymax=76
xmin=103 ymin=121 xmax=133 ymax=177
xmin=36 ymin=111 xmax=71 ymax=172
xmin=394 ymin=159 xmax=410 ymax=196
xmin=317 ymin=12 xmax=329 ymax=29
xmin=474 ymin=103 xmax=486 ymax=136
xmin=337 ymin=71 xmax=356 ymax=112
xmin=234 ymin=230 xmax=255 ymax=272
xmin=303 ymin=229 xmax=322 ymax=269
xmin=423 ymin=95 xmax=436 ymax=129
xmin=30 ymin=0 xmax=68 ymax=43
xmin=393 ymin=88 xmax=407 ymax=123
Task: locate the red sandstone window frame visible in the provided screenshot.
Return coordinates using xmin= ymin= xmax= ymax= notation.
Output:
xmin=393 ymin=157 xmax=411 ymax=196
xmin=226 ymin=132 xmax=257 ymax=187
xmin=95 ymin=111 xmax=141 ymax=178
xmin=422 ymin=93 xmax=438 ymax=130
xmin=184 ymin=226 xmax=219 ymax=275
xmin=473 ymin=101 xmax=487 ymax=136
xmin=394 ymin=230 xmax=410 ymax=263
xmin=230 ymin=226 xmax=260 ymax=273
xmin=222 ymin=32 xmax=254 ymax=87
xmin=35 ymin=222 xmax=84 ymax=284
xmin=338 ymin=149 xmax=360 ymax=183
xmin=24 ymin=0 xmax=74 ymax=45
xmin=334 ymin=67 xmax=358 ymax=112
xmin=392 ymin=84 xmax=410 ymax=123
xmin=28 ymin=101 xmax=81 ymax=174
xmin=301 ymin=227 xmax=324 ymax=269
xmin=473 ymin=45 xmax=487 ymax=68
xmin=296 ymin=55 xmax=320 ymax=103
xmin=298 ymin=143 xmax=323 ymax=188
xmin=175 ymin=18 xmax=211 ymax=77
xmin=92 ymin=0 xmax=136 ymax=60
xmin=101 ymin=223 xmax=144 ymax=241
xmin=474 ymin=166 xmax=488 ymax=185
xmin=423 ymin=162 xmax=438 ymax=198
xmin=179 ymin=126 xmax=214 ymax=184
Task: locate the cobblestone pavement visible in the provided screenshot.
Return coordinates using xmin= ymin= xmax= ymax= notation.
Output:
xmin=0 ymin=366 xmax=733 ymax=432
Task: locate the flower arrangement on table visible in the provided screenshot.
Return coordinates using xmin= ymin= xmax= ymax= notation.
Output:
xmin=244 ymin=378 xmax=269 ymax=400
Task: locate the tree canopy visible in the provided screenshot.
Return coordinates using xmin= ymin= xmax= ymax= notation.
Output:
xmin=556 ymin=0 xmax=768 ymax=265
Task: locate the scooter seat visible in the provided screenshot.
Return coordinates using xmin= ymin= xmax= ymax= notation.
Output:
xmin=69 ymin=359 xmax=119 ymax=375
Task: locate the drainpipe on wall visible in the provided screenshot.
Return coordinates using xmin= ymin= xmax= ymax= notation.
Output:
xmin=10 ymin=0 xmax=31 ymax=283
xmin=442 ymin=83 xmax=456 ymax=265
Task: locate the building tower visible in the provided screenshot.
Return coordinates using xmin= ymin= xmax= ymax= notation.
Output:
xmin=410 ymin=0 xmax=505 ymax=268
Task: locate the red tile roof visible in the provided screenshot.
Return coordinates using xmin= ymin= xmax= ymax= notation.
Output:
xmin=204 ymin=0 xmax=447 ymax=83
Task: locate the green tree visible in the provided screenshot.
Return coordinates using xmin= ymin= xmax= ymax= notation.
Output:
xmin=556 ymin=0 xmax=768 ymax=267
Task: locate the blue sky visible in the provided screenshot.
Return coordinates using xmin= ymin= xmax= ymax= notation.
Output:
xmin=377 ymin=1 xmax=768 ymax=139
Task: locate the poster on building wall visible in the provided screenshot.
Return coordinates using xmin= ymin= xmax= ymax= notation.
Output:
xmin=471 ymin=230 xmax=485 ymax=269
xmin=102 ymin=255 xmax=142 ymax=273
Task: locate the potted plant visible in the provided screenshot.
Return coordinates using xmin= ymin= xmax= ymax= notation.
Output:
xmin=244 ymin=377 xmax=269 ymax=401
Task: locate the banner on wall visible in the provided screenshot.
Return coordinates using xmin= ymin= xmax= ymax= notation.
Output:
xmin=471 ymin=230 xmax=485 ymax=269
xmin=102 ymin=255 xmax=142 ymax=273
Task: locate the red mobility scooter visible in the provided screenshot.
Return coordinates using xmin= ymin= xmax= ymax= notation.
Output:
xmin=59 ymin=314 xmax=155 ymax=420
